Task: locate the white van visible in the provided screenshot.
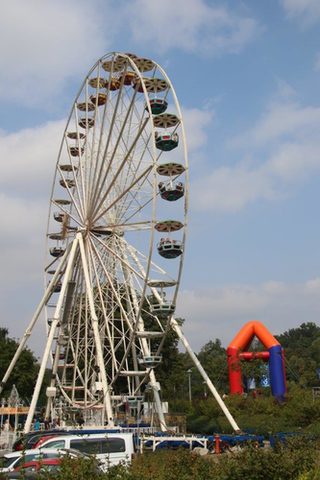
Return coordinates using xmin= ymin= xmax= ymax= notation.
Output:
xmin=39 ymin=433 xmax=135 ymax=469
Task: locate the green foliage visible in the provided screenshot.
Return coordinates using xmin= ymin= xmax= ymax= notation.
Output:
xmin=19 ymin=439 xmax=320 ymax=480
xmin=184 ymin=383 xmax=320 ymax=436
xmin=7 ymin=442 xmax=320 ymax=480
xmin=211 ymin=438 xmax=318 ymax=480
xmin=277 ymin=322 xmax=320 ymax=387
xmin=196 ymin=339 xmax=228 ymax=393
xmin=0 ymin=328 xmax=40 ymax=401
xmin=157 ymin=322 xmax=320 ymax=437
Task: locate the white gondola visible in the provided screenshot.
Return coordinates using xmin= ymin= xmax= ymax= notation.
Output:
xmin=138 ymin=355 xmax=162 ymax=368
xmin=158 ymin=181 xmax=184 ymax=201
xmin=157 ymin=239 xmax=183 ymax=259
xmin=150 ymin=303 xmax=175 ymax=318
xmin=126 ymin=395 xmax=144 ymax=406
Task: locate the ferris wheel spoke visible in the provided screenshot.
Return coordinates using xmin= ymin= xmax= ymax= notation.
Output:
xmin=51 ymin=200 xmax=83 ymax=230
xmin=78 ymin=235 xmax=114 ymax=421
xmin=65 ymin=109 xmax=88 ymax=219
xmin=88 ymin=242 xmax=121 ymax=369
xmin=87 ymin=61 xmax=119 ymax=198
xmin=118 ymin=192 xmax=155 ymax=228
xmin=92 ymin=164 xmax=153 ymax=224
xmin=125 ymin=241 xmax=172 ymax=283
xmin=116 ymin=127 xmax=153 ymax=207
xmin=88 ymin=72 xmax=138 ymax=217
xmin=57 ymin=166 xmax=85 ymax=223
xmin=119 ymin=243 xmax=149 ymax=329
xmin=91 ymin=220 xmax=152 ymax=233
xmin=92 ymin=234 xmax=146 ymax=282
xmin=84 ymin=65 xmax=105 ymax=214
xmin=89 ymin=239 xmax=136 ymax=333
xmin=90 ymin=237 xmax=145 ymax=382
xmin=116 ymin=138 xmax=155 ymax=223
xmin=117 ymin=177 xmax=154 ymax=225
xmin=90 ymin=115 xmax=149 ymax=221
xmin=105 ymin=87 xmax=139 ymax=159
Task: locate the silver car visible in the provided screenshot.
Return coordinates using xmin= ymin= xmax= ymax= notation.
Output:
xmin=0 ymin=448 xmax=83 ymax=473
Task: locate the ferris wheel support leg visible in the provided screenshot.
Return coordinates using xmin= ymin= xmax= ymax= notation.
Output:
xmin=120 ymin=260 xmax=167 ymax=430
xmin=0 ymin=247 xmax=71 ymax=396
xmin=24 ymin=238 xmax=79 ymax=433
xmin=136 ymin=331 xmax=167 ymax=431
xmin=78 ymin=233 xmax=114 ymax=427
xmin=170 ymin=318 xmax=241 ymax=433
xmin=149 ymin=371 xmax=167 ymax=432
xmin=121 ymin=247 xmax=167 ymax=431
xmin=44 ymin=339 xmax=62 ymax=420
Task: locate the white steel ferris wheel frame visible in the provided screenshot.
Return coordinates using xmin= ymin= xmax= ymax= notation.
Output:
xmin=0 ymin=52 xmax=240 ymax=434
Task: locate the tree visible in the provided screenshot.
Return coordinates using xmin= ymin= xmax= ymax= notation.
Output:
xmin=276 ymin=323 xmax=320 ymax=387
xmin=0 ymin=328 xmax=40 ymax=402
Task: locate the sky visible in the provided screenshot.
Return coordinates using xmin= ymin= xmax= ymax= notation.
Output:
xmin=1 ymin=0 xmax=320 ymax=358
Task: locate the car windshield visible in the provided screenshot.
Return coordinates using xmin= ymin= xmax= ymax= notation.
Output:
xmin=14 ymin=454 xmax=45 ymax=468
xmin=0 ymin=456 xmax=19 ymax=469
xmin=43 ymin=440 xmax=65 ymax=449
xmin=28 ymin=435 xmax=43 ymax=447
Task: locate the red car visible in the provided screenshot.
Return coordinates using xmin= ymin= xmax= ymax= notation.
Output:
xmin=14 ymin=458 xmax=61 ymax=472
xmin=33 ymin=434 xmax=60 ymax=449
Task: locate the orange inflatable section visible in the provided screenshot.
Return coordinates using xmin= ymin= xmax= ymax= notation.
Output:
xmin=228 ymin=320 xmax=280 ymax=351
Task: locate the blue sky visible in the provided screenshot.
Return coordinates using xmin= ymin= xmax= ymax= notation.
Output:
xmin=1 ymin=0 xmax=320 ymax=355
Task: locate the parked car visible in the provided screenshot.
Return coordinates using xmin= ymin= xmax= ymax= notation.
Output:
xmin=5 ymin=458 xmax=62 ymax=479
xmin=14 ymin=457 xmax=61 ymax=472
xmin=12 ymin=428 xmax=121 ymax=451
xmin=0 ymin=448 xmax=83 ymax=473
xmin=5 ymin=472 xmax=41 ymax=480
xmin=39 ymin=432 xmax=135 ymax=469
xmin=32 ymin=434 xmax=61 ymax=449
xmin=12 ymin=431 xmax=65 ymax=451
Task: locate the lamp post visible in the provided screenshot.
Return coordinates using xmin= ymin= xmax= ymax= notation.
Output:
xmin=203 ymin=381 xmax=207 ymax=399
xmin=187 ymin=369 xmax=192 ymax=403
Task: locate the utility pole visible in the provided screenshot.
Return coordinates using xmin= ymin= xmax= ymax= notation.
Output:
xmin=187 ymin=369 xmax=192 ymax=403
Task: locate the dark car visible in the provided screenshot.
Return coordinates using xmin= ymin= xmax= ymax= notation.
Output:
xmin=12 ymin=431 xmax=66 ymax=451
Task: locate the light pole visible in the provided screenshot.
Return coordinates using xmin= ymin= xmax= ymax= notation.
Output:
xmin=187 ymin=369 xmax=192 ymax=403
xmin=203 ymin=381 xmax=207 ymax=399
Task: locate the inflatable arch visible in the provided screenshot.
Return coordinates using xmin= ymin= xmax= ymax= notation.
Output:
xmin=227 ymin=321 xmax=286 ymax=399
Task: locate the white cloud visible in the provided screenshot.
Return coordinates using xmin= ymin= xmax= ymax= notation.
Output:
xmin=192 ymin=97 xmax=320 ymax=212
xmin=176 ymin=278 xmax=320 ymax=349
xmin=182 ymin=108 xmax=214 ymax=152
xmin=0 ymin=120 xmax=65 ymax=197
xmin=267 ymin=140 xmax=320 ymax=181
xmin=122 ymin=0 xmax=260 ymax=56
xmin=0 ymin=0 xmax=114 ymax=107
xmin=230 ymin=102 xmax=320 ymax=148
xmin=0 ymin=120 xmax=66 ymax=352
xmin=192 ymin=164 xmax=275 ymax=212
xmin=0 ymin=191 xmax=47 ymax=354
xmin=281 ymin=0 xmax=320 ymax=25
xmin=0 ymin=0 xmax=259 ymax=110
xmin=0 ymin=193 xmax=46 ymax=247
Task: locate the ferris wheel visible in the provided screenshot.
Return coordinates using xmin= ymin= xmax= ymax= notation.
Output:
xmin=42 ymin=52 xmax=187 ymax=430
xmin=0 ymin=52 xmax=240 ymax=434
